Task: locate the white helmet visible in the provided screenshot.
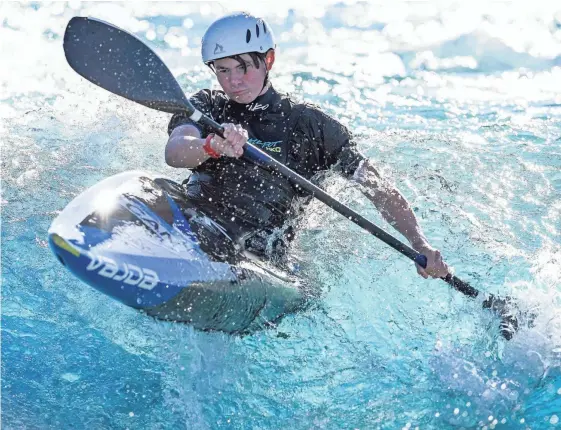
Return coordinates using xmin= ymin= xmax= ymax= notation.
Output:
xmin=201 ymin=12 xmax=276 ymax=64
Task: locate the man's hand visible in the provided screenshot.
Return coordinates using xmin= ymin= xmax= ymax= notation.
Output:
xmin=211 ymin=123 xmax=247 ymax=158
xmin=412 ymin=241 xmax=450 ymax=279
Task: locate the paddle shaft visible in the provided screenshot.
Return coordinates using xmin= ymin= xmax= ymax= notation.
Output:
xmin=200 ymin=115 xmax=479 ymax=298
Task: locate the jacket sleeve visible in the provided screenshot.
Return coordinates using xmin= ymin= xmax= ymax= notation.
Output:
xmin=315 ymin=109 xmax=365 ymax=176
xmin=167 ymin=89 xmax=213 ymax=137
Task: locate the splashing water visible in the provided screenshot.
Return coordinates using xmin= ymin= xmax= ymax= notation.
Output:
xmin=2 ymin=2 xmax=561 ymax=429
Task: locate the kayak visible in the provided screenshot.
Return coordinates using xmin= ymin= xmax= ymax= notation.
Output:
xmin=48 ymin=171 xmax=306 ymax=333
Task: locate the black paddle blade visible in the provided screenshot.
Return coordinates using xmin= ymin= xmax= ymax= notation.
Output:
xmin=64 ymin=16 xmax=193 ymax=115
xmin=482 ymin=295 xmax=519 ymax=340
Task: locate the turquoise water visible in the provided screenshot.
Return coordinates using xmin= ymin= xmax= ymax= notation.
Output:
xmin=2 ymin=2 xmax=561 ymax=428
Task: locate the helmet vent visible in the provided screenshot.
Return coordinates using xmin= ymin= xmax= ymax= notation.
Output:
xmin=256 ymin=24 xmax=260 ymax=37
xmin=263 ymin=23 xmax=267 ymax=34
xmin=246 ymin=29 xmax=251 ymax=43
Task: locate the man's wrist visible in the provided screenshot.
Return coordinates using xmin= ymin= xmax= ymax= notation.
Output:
xmin=409 ymin=234 xmax=429 ymax=251
xmin=202 ymin=133 xmax=221 ymax=158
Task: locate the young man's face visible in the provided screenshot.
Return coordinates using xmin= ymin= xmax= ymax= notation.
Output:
xmin=213 ymin=53 xmax=270 ymax=104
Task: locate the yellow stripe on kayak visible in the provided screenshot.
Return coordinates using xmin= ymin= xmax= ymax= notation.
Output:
xmin=51 ymin=234 xmax=80 ymax=257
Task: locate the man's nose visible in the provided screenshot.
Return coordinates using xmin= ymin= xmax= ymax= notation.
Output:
xmin=229 ymin=69 xmax=244 ymax=85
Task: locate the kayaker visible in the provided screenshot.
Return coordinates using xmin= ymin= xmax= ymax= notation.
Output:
xmin=165 ymin=12 xmax=449 ymax=280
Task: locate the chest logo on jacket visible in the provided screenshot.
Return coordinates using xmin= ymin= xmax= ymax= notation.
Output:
xmin=248 ymin=137 xmax=282 ymax=153
xmin=246 ymin=102 xmax=269 ymax=112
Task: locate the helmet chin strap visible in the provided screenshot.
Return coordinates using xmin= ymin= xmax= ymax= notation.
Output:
xmin=258 ymin=74 xmax=270 ymax=96
xmin=246 ymin=61 xmax=270 ymax=104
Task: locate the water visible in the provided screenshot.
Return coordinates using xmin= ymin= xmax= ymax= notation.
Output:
xmin=2 ymin=1 xmax=561 ymax=428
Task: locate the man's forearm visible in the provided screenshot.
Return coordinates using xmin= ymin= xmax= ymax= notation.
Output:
xmin=165 ymin=125 xmax=210 ymax=168
xmin=354 ymin=160 xmax=427 ymax=248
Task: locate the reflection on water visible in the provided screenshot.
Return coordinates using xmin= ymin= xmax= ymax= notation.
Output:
xmin=2 ymin=1 xmax=560 ymax=429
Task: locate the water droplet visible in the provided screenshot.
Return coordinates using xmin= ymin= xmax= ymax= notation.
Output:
xmin=61 ymin=373 xmax=80 ymax=382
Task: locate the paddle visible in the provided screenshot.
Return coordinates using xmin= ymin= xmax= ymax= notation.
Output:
xmin=63 ymin=16 xmax=518 ymax=340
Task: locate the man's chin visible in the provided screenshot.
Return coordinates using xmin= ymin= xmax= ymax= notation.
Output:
xmin=230 ymin=92 xmax=255 ymax=104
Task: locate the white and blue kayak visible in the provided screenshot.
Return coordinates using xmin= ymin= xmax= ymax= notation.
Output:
xmin=48 ymin=171 xmax=306 ymax=333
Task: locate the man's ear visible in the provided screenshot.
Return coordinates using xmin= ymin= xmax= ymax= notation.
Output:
xmin=265 ymin=50 xmax=275 ymax=71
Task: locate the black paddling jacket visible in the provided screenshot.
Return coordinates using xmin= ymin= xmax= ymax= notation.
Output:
xmin=168 ymin=86 xmax=364 ymax=252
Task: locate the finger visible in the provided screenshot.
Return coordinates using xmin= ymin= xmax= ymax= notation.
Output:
xmin=226 ymin=138 xmax=242 ymax=157
xmin=232 ymin=133 xmax=245 ymax=148
xmin=233 ymin=125 xmax=247 ymax=143
xmin=227 ymin=127 xmax=242 ymax=142
xmin=223 ymin=137 xmax=237 ymax=153
xmin=222 ymin=124 xmax=234 ymax=138
xmin=223 ymin=147 xmax=236 ymax=158
xmin=238 ymin=130 xmax=248 ymax=145
xmin=233 ymin=141 xmax=245 ymax=153
xmin=431 ymin=267 xmax=448 ymax=279
xmin=229 ymin=133 xmax=245 ymax=150
xmin=441 ymin=262 xmax=450 ymax=277
xmin=416 ymin=264 xmax=429 ymax=279
xmin=212 ymin=137 xmax=225 ymax=152
xmin=213 ymin=134 xmax=225 ymax=145
xmin=239 ymin=130 xmax=248 ymax=145
xmin=434 ymin=254 xmax=449 ymax=277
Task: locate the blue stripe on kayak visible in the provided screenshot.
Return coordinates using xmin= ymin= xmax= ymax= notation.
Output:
xmin=50 ymin=236 xmax=236 ymax=308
